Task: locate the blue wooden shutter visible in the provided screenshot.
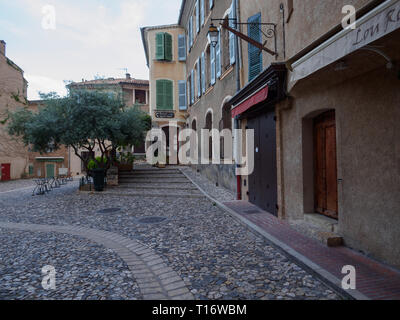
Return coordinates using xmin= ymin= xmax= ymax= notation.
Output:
xmin=178 ymin=34 xmax=186 ymax=61
xmin=178 ymin=80 xmax=187 ymax=110
xmin=210 ymin=45 xmax=216 ymax=85
xmin=216 ymin=28 xmax=221 ymax=78
xmin=210 ymin=0 xmax=214 ymax=9
xmin=155 ymin=33 xmax=165 ymax=60
xmin=200 ymin=0 xmax=205 ymax=26
xmin=201 ymin=52 xmax=206 ymax=94
xmin=164 ymin=33 xmax=173 ymax=61
xmin=229 ymin=2 xmax=236 ymax=65
xmin=197 ymin=58 xmax=201 ymax=97
xmin=189 ymin=17 xmax=193 ymax=48
xmin=191 ymin=70 xmax=195 ymax=104
xmin=196 ymin=1 xmax=200 ymax=34
xmin=248 ymin=13 xmax=262 ymax=81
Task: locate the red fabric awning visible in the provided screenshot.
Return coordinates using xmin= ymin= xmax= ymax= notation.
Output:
xmin=231 ymin=86 xmax=269 ymax=118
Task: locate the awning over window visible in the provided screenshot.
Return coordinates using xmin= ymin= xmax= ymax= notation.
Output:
xmin=35 ymin=157 xmax=64 ymax=163
xmin=231 ymin=86 xmax=269 ymax=118
xmin=290 ymin=0 xmax=400 ymax=83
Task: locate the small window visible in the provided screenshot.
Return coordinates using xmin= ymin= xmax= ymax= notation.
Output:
xmin=178 ymin=80 xmax=187 ymax=110
xmin=156 ymin=32 xmax=173 ymax=61
xmin=156 ymin=79 xmax=173 ymax=110
xmin=178 ymin=34 xmax=186 ymax=61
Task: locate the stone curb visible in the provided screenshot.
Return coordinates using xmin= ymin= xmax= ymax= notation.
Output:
xmin=0 ymin=222 xmax=193 ymax=301
xmin=179 ymin=168 xmax=369 ymax=301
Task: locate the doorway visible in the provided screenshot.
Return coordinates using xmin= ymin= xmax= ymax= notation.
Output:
xmin=46 ymin=163 xmax=55 ymax=179
xmin=314 ymin=110 xmax=338 ymax=219
xmin=247 ymin=110 xmax=278 ymax=216
xmin=1 ymin=163 xmax=11 ymax=181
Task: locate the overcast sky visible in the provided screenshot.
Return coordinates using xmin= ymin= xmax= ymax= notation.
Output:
xmin=0 ymin=0 xmax=182 ymax=100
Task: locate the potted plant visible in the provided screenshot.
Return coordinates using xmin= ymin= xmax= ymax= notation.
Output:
xmin=88 ymin=157 xmax=108 ymax=191
xmin=117 ymin=152 xmax=135 ymax=172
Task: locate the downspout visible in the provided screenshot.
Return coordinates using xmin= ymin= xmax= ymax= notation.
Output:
xmin=234 ymin=0 xmax=242 ymax=200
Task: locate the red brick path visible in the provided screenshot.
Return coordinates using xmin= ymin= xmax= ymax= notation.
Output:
xmin=223 ymin=201 xmax=400 ymax=300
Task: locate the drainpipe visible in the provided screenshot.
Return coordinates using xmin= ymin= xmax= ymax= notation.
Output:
xmin=234 ymin=0 xmax=242 ymax=200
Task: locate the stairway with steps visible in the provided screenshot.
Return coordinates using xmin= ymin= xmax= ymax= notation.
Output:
xmin=106 ymin=166 xmax=205 ymax=199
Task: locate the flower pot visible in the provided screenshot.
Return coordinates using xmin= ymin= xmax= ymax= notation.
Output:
xmin=91 ymin=169 xmax=106 ymax=192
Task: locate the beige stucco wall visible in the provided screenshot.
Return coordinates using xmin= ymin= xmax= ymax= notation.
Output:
xmin=285 ymin=0 xmax=375 ymax=59
xmin=0 ymin=45 xmax=29 ymax=180
xmin=145 ymin=26 xmax=187 ymax=127
xmin=281 ymin=60 xmax=400 ymax=268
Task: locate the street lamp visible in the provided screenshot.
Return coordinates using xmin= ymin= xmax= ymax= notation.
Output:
xmin=207 ymin=23 xmax=219 ymax=48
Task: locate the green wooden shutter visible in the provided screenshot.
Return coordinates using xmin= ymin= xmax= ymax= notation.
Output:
xmin=165 ymin=80 xmax=173 ymax=110
xmin=248 ymin=13 xmax=262 ymax=81
xmin=156 ymin=80 xmax=165 ymax=109
xmin=156 ymin=33 xmax=165 ymax=60
xmin=157 ymin=80 xmax=173 ymax=110
xmin=164 ymin=33 xmax=173 ymax=61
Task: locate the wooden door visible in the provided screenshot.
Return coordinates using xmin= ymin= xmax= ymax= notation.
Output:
xmin=46 ymin=164 xmax=55 ymax=179
xmin=248 ymin=110 xmax=278 ymax=216
xmin=314 ymin=111 xmax=338 ymax=219
xmin=1 ymin=163 xmax=11 ymax=181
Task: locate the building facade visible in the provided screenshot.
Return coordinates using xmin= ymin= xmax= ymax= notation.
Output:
xmin=143 ymin=0 xmax=400 ymax=269
xmin=0 ymin=40 xmax=30 ymax=181
xmin=179 ymin=0 xmax=239 ymax=192
xmin=229 ymin=0 xmax=400 ymax=268
xmin=141 ymin=24 xmax=188 ymax=164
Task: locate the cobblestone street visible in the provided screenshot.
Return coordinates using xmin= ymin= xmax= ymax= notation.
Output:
xmin=0 ymin=167 xmax=341 ymax=300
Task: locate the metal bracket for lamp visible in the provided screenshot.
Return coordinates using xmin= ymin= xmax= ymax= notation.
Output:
xmin=209 ymin=18 xmax=278 ymax=57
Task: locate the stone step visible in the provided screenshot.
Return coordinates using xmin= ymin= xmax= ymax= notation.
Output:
xmin=119 ymin=174 xmax=185 ymax=179
xmin=111 ymin=188 xmax=203 ymax=196
xmin=115 ymin=185 xmax=198 ymax=191
xmin=103 ymin=191 xmax=205 ymax=199
xmin=132 ymin=169 xmax=181 ymax=173
xmin=118 ymin=179 xmax=189 ymax=184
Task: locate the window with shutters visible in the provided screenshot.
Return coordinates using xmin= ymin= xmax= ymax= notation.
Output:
xmin=201 ymin=52 xmax=206 ymax=95
xmin=178 ymin=80 xmax=187 ymax=110
xmin=228 ymin=2 xmax=236 ymax=65
xmin=222 ymin=16 xmax=231 ymax=71
xmin=196 ymin=1 xmax=200 ymax=34
xmin=196 ymin=59 xmax=201 ymax=98
xmin=205 ymin=45 xmax=211 ymax=88
xmin=210 ymin=43 xmax=216 ymax=85
xmin=156 ymin=79 xmax=173 ymax=110
xmin=248 ymin=13 xmax=262 ymax=81
xmin=178 ymin=34 xmax=186 ymax=61
xmin=191 ymin=70 xmax=195 ymax=105
xmin=155 ymin=32 xmax=173 ymax=62
xmin=200 ymin=0 xmax=205 ymax=27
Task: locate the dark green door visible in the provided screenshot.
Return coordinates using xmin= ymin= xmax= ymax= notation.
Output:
xmin=46 ymin=164 xmax=55 ymax=178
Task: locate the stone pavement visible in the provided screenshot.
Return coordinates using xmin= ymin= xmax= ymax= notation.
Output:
xmin=0 ymin=165 xmax=341 ymax=300
xmin=220 ymin=201 xmax=400 ymax=300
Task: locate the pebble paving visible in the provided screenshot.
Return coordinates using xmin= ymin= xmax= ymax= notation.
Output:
xmin=0 ymin=168 xmax=341 ymax=300
xmin=0 ymin=229 xmax=140 ymax=300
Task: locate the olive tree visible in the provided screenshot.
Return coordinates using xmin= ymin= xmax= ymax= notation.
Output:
xmin=8 ymin=90 xmax=151 ymax=171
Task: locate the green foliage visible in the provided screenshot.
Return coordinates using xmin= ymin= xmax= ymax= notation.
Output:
xmin=7 ymin=89 xmax=149 ymax=171
xmin=87 ymin=156 xmax=108 ymax=170
xmin=117 ymin=152 xmax=135 ymax=165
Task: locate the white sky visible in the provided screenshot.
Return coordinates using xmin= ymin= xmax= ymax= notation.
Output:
xmin=0 ymin=0 xmax=182 ymax=100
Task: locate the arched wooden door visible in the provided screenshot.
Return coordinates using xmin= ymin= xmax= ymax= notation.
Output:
xmin=314 ymin=110 xmax=338 ymax=219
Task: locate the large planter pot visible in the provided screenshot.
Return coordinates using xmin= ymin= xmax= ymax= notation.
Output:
xmin=117 ymin=163 xmax=133 ymax=172
xmin=91 ymin=169 xmax=106 ymax=192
